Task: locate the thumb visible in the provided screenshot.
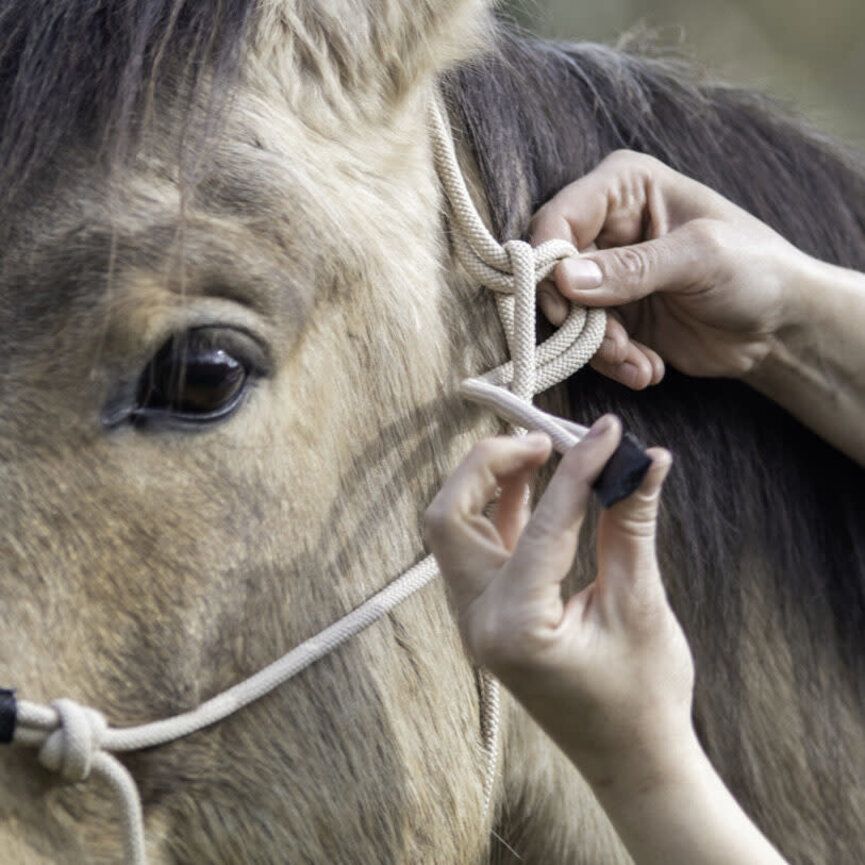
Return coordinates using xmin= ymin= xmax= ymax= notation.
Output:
xmin=556 ymin=224 xmax=712 ymax=308
xmin=596 ymin=448 xmax=673 ymax=609
xmin=500 ymin=416 xmax=622 ymax=597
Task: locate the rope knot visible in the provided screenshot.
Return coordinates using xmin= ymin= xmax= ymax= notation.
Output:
xmin=39 ymin=698 xmax=107 ymax=782
xmin=501 ymin=238 xmax=536 ymax=283
xmin=504 ymin=237 xmax=580 ymax=290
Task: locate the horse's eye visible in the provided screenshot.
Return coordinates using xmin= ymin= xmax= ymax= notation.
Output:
xmin=134 ymin=331 xmax=250 ymax=424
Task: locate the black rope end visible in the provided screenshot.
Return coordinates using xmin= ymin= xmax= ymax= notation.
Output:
xmin=592 ymin=431 xmax=654 ymax=509
xmin=0 ymin=689 xmax=17 ymax=743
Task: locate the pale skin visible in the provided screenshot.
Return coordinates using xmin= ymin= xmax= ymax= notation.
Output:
xmin=422 ymin=151 xmax=865 ymax=862
xmin=531 ymin=150 xmax=865 ymax=466
xmin=424 ymin=423 xmax=789 ymax=865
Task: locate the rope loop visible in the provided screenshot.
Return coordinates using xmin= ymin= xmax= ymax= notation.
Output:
xmin=502 ymin=239 xmax=538 ymax=406
xmin=39 ymin=699 xmax=107 ymax=782
xmin=456 ymin=235 xmax=579 ymax=296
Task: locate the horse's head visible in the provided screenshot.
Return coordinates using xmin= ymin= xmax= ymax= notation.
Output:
xmin=9 ymin=4 xmax=865 ymax=865
xmin=0 ymin=2 xmax=508 ymax=861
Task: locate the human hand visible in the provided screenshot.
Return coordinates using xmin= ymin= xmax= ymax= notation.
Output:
xmin=531 ymin=151 xmax=810 ymax=389
xmin=424 ymin=417 xmax=696 ymax=792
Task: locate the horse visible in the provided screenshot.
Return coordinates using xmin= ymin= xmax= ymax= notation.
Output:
xmin=1 ymin=1 xmax=864 ymax=862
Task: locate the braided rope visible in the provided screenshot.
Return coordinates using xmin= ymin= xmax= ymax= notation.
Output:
xmin=430 ymin=94 xmax=606 ymax=818
xmin=5 ymin=92 xmax=605 ymax=864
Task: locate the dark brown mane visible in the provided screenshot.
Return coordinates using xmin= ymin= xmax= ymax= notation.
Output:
xmin=448 ymin=27 xmax=865 ymax=859
xmin=0 ymin=0 xmax=257 ymax=203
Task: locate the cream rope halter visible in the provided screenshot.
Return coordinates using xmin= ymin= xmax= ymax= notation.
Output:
xmin=0 ymin=94 xmax=640 ymax=864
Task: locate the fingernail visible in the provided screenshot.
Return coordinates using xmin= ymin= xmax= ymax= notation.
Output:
xmin=655 ymin=450 xmax=674 ymax=478
xmin=559 ymin=258 xmax=603 ymax=291
xmin=644 ymin=449 xmax=674 ymax=491
xmin=584 ymin=414 xmax=616 ymax=440
xmin=538 ymin=290 xmax=568 ymax=323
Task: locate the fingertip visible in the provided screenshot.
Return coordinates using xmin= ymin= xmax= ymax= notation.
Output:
xmin=508 ymin=432 xmax=553 ymax=475
xmin=649 ymin=446 xmax=673 ymax=468
xmin=585 ymin=412 xmax=622 ymax=443
xmin=528 ymin=208 xmax=570 ymax=247
xmin=620 ymin=361 xmax=652 ymax=391
xmin=524 ymin=430 xmax=553 ymax=456
xmin=589 ymin=356 xmax=634 ymax=389
xmin=650 ymin=354 xmax=666 ymax=384
xmin=631 ymin=340 xmax=666 ymax=386
xmin=641 ymin=447 xmax=673 ymax=493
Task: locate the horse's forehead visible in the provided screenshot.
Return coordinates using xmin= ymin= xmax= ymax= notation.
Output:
xmin=0 ymin=111 xmax=408 ymax=350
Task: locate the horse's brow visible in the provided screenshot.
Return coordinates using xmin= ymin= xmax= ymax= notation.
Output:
xmin=196 ymin=147 xmax=306 ymax=222
xmin=19 ymin=211 xmax=296 ymax=321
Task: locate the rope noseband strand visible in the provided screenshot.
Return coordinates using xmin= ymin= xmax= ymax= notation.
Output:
xmin=10 ymin=554 xmax=442 ymax=865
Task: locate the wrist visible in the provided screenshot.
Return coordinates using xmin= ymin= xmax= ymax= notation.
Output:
xmin=585 ymin=726 xmax=713 ymax=827
xmin=746 ymin=248 xmax=865 ymax=382
xmin=569 ymin=720 xmax=706 ymax=804
xmin=741 ymin=253 xmax=865 ymax=465
xmin=740 ymin=247 xmax=814 ymax=384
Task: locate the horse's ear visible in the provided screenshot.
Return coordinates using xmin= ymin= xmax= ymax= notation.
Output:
xmin=252 ymin=0 xmax=492 ymax=117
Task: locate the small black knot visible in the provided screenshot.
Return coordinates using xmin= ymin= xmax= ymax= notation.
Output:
xmin=0 ymin=689 xmax=17 ymax=744
xmin=593 ymin=432 xmax=654 ymax=508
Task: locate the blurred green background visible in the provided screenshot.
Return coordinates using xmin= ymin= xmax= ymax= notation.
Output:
xmin=499 ymin=0 xmax=865 ymax=148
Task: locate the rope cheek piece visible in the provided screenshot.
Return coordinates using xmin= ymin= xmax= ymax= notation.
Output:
xmin=0 ymin=94 xmax=652 ymax=864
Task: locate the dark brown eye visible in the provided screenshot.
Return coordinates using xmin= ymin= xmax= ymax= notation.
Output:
xmin=135 ymin=331 xmax=250 ymax=422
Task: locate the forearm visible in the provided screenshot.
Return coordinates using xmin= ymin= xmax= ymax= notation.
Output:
xmin=747 ymin=257 xmax=865 ymax=466
xmin=583 ymin=733 xmax=789 ymax=865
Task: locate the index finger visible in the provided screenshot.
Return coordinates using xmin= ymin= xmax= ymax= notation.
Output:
xmin=424 ymin=434 xmax=552 ymax=580
xmin=530 ymin=154 xmax=658 ymax=253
